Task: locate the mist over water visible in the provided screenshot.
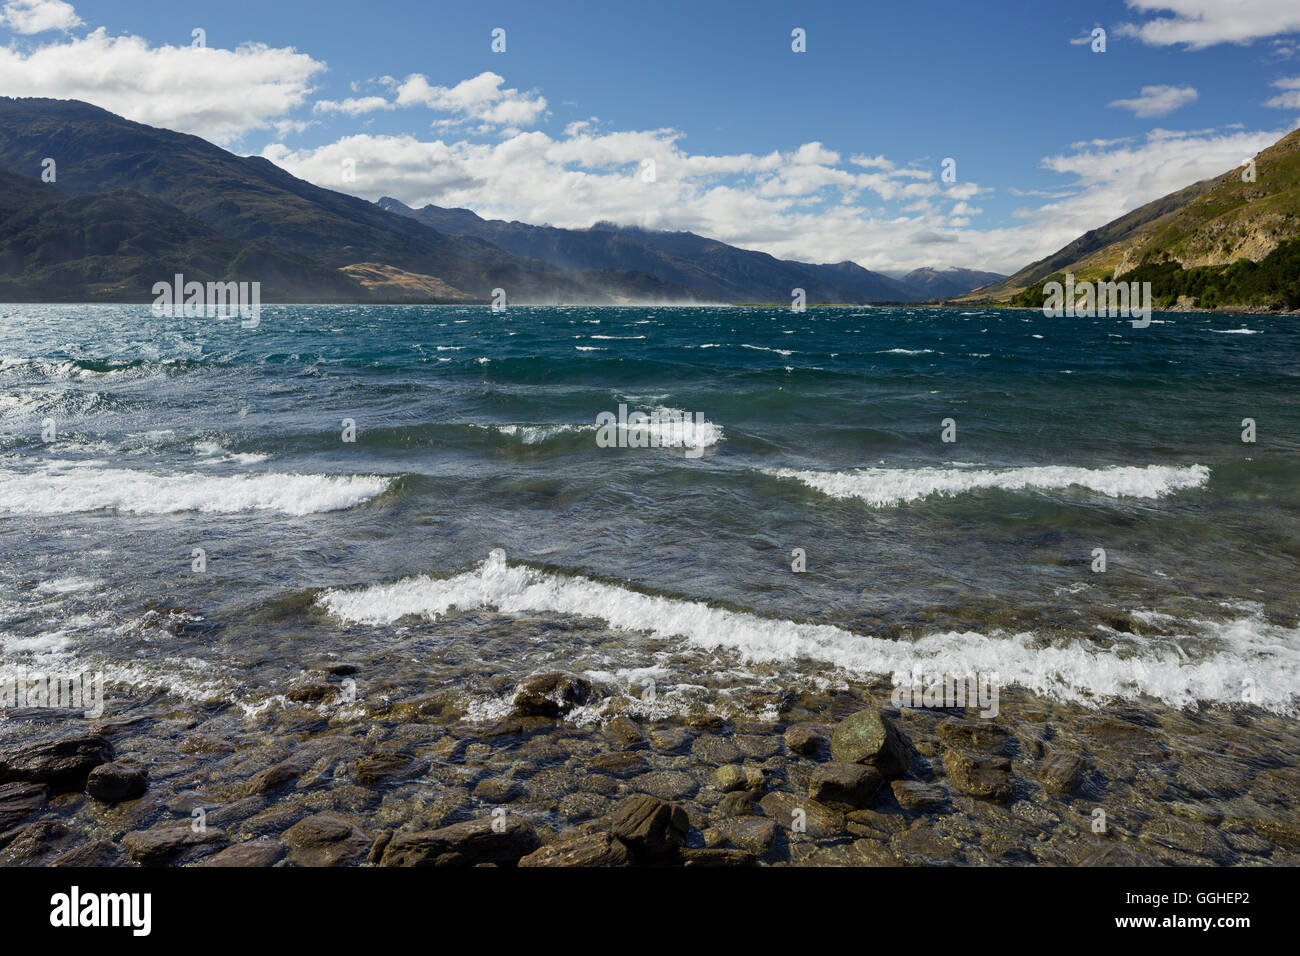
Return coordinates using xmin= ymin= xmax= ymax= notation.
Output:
xmin=1 ymin=303 xmax=1297 ymax=718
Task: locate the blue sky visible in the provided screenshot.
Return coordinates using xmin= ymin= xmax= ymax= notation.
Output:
xmin=4 ymin=0 xmax=1300 ymax=272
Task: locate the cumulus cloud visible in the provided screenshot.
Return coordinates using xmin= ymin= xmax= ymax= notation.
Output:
xmin=0 ymin=0 xmax=81 ymax=34
xmin=0 ymin=27 xmax=324 ymax=144
xmin=314 ymin=96 xmax=393 ymax=116
xmin=391 ymin=72 xmax=547 ymax=129
xmin=1117 ymin=0 xmax=1300 ymax=48
xmin=1264 ymin=76 xmax=1300 ymax=109
xmin=1108 ymin=84 xmax=1198 ymax=118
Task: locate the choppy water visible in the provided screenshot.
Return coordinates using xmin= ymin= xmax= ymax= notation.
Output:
xmin=1 ymin=304 xmax=1297 ymax=721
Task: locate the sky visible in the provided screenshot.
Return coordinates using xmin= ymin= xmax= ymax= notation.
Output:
xmin=2 ymin=0 xmax=1299 ymax=275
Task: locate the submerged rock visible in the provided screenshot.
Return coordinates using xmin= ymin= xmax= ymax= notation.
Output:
xmin=380 ymin=816 xmax=539 ymax=866
xmin=283 ymin=813 xmax=371 ymax=866
xmin=85 ymin=759 xmax=148 ymax=803
xmin=808 ymin=762 xmax=884 ymax=812
xmin=830 ymin=707 xmax=910 ymax=777
xmin=943 ymin=748 xmax=1014 ymax=802
xmin=0 ymin=734 xmax=113 ymax=791
xmin=511 ymin=672 xmax=593 ymax=719
xmin=609 ymin=794 xmax=689 ymax=862
xmin=518 ymin=832 xmax=630 ymax=867
xmin=0 ymin=781 xmax=47 ymax=831
xmin=122 ymin=825 xmax=226 ymax=865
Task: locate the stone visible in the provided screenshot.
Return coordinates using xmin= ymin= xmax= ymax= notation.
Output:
xmin=1038 ymin=751 xmax=1087 ymax=796
xmin=936 ymin=719 xmax=1009 ymax=754
xmin=353 ymin=751 xmax=425 ymax=787
xmin=0 ymin=781 xmax=47 ymax=831
xmin=808 ymin=762 xmax=884 ymax=811
xmin=1139 ymin=817 xmax=1231 ymax=859
xmin=518 ymin=833 xmax=630 ymax=867
xmin=122 ymin=826 xmax=226 ymax=866
xmin=712 ymin=764 xmax=747 ymax=792
xmin=49 ymin=840 xmax=123 ymax=866
xmin=0 ymin=734 xmax=113 ymax=791
xmin=691 ymin=735 xmax=742 ymax=765
xmin=590 ymin=751 xmax=648 ymax=777
xmin=632 ymin=769 xmax=698 ymax=801
xmin=830 ymin=708 xmax=909 ymax=777
xmin=286 ymin=682 xmax=338 ymax=704
xmin=758 ymin=791 xmax=844 ymax=838
xmin=283 ymin=813 xmax=371 ymax=866
xmin=715 ymin=816 xmax=777 ymax=856
xmin=609 ymin=794 xmax=689 ymax=861
xmin=511 ymin=672 xmax=592 ymax=719
xmin=681 ymin=847 xmax=756 ymax=867
xmin=784 ymin=722 xmax=831 ymax=756
xmin=648 ymin=727 xmax=693 ymax=753
xmin=943 ymin=748 xmax=1014 ymax=802
xmin=244 ymin=760 xmax=301 ymax=795
xmin=380 ymin=817 xmax=539 ymax=867
xmin=473 ymin=777 xmax=525 ymax=803
xmin=605 ymin=716 xmax=644 ymax=746
xmin=890 ymin=780 xmax=946 ymax=811
xmin=714 ymin=791 xmax=761 ymax=817
xmin=203 ymin=840 xmax=287 ymax=867
xmin=85 ymin=759 xmax=148 ymax=803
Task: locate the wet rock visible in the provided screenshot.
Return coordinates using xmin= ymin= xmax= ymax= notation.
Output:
xmin=808 ymin=762 xmax=884 ymax=812
xmin=713 ymin=765 xmax=747 ymax=792
xmin=518 ymin=832 xmax=630 ymax=867
xmin=380 ymin=816 xmax=539 ymax=867
xmin=943 ymin=748 xmax=1014 ymax=802
xmin=1037 ymin=751 xmax=1086 ymax=796
xmin=353 ymin=751 xmax=425 ymax=788
xmin=0 ymin=781 xmax=47 ymax=831
xmin=936 ymin=719 xmax=1008 ymax=754
xmin=686 ymin=714 xmax=726 ymax=732
xmin=510 ymin=672 xmax=592 ymax=719
xmin=804 ymin=837 xmax=899 ymax=867
xmin=692 ymin=735 xmax=742 ymax=765
xmin=473 ymin=777 xmax=525 ymax=803
xmin=178 ymin=734 xmax=236 ymax=756
xmin=715 ymin=816 xmax=777 ymax=856
xmin=632 ymin=769 xmax=698 ymax=801
xmin=784 ymin=722 xmax=831 ymax=756
xmin=734 ymin=735 xmax=781 ymax=759
xmin=556 ymin=792 xmax=614 ymax=823
xmin=123 ymin=825 xmax=226 ymax=865
xmin=830 ymin=707 xmax=910 ymax=777
xmin=244 ymin=760 xmax=302 ymax=795
xmin=890 ymin=780 xmax=947 ymax=811
xmin=845 ymin=807 xmax=906 ymax=839
xmin=287 ymin=682 xmax=338 ymax=704
xmin=681 ymin=847 xmax=756 ymax=867
xmin=1074 ymin=840 xmax=1156 ymax=866
xmin=85 ymin=759 xmax=148 ymax=803
xmin=1138 ymin=817 xmax=1231 ymax=859
xmin=890 ymin=824 xmax=964 ymax=864
xmin=203 ymin=840 xmax=287 ymax=867
xmin=758 ymin=791 xmax=843 ymax=838
xmin=605 ymin=716 xmax=644 ymax=746
xmin=1250 ymin=816 xmax=1300 ymax=850
xmin=0 ymin=820 xmax=65 ymax=863
xmin=609 ymin=794 xmax=689 ymax=862
xmin=714 ymin=791 xmax=761 ymax=817
xmin=49 ymin=840 xmax=123 ymax=866
xmin=283 ymin=813 xmax=371 ymax=866
xmin=590 ymin=751 xmax=648 ymax=777
xmin=0 ymin=734 xmax=113 ymax=791
xmin=648 ymin=727 xmax=693 ymax=753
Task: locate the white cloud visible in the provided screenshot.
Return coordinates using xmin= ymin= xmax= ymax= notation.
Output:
xmin=1118 ymin=0 xmax=1300 ymax=48
xmin=314 ymin=96 xmax=393 ymax=116
xmin=1264 ymin=76 xmax=1300 ymax=108
xmin=0 ymin=0 xmax=81 ymax=34
xmin=1108 ymin=84 xmax=1198 ymax=117
xmin=391 ymin=72 xmax=547 ymax=128
xmin=0 ymin=27 xmax=325 ymax=144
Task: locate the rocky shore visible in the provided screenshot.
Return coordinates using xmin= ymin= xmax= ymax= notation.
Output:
xmin=1 ymin=668 xmax=1297 ymax=867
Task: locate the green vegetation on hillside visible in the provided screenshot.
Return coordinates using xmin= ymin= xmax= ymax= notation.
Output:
xmin=1007 ymin=237 xmax=1300 ymax=311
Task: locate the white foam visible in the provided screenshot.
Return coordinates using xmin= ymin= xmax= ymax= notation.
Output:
xmin=0 ymin=466 xmax=390 ymax=515
xmin=764 ymin=463 xmax=1210 ymax=506
xmin=1209 ymin=328 xmax=1260 ymax=334
xmin=876 ymin=348 xmax=934 ymax=355
xmin=319 ymin=551 xmax=1300 ymax=714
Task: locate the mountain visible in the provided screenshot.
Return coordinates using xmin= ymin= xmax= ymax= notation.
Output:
xmin=0 ymin=168 xmax=363 ymax=301
xmin=961 ymin=126 xmax=1300 ymax=304
xmin=899 ymin=267 xmax=1005 ymax=299
xmin=378 ymin=198 xmax=922 ymax=303
xmin=0 ymin=97 xmax=693 ymax=304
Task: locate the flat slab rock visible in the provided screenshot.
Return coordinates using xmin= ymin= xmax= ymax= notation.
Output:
xmin=380 ymin=817 xmax=539 ymax=867
xmin=609 ymin=794 xmax=689 ymax=861
xmin=122 ymin=825 xmax=226 ymax=866
xmin=283 ymin=813 xmax=371 ymax=867
xmin=518 ymin=832 xmax=630 ymax=867
xmin=0 ymin=735 xmax=113 ymax=791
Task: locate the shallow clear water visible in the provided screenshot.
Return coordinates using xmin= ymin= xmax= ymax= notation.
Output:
xmin=1 ymin=303 xmax=1296 ymax=721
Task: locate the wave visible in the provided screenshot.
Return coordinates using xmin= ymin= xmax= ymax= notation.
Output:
xmin=319 ymin=550 xmax=1300 ymax=713
xmin=0 ymin=466 xmax=391 ymax=515
xmin=475 ymin=408 xmax=724 ymax=450
xmin=763 ymin=463 xmax=1210 ymax=506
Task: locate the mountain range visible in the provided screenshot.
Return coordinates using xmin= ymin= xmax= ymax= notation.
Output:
xmin=0 ymin=97 xmax=1002 ymax=305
